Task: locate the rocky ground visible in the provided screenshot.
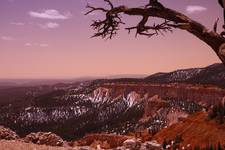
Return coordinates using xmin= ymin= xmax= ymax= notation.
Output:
xmin=0 ymin=140 xmax=71 ymax=150
xmin=0 ymin=126 xmax=162 ymax=150
xmin=0 ymin=139 xmax=162 ymax=150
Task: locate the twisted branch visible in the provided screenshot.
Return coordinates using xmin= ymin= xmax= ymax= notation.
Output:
xmin=126 ymin=20 xmax=173 ymax=37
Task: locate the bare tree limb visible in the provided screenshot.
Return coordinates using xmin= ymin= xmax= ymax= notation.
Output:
xmin=86 ymin=0 xmax=225 ymax=65
xmin=126 ymin=20 xmax=173 ymax=37
xmin=213 ymin=18 xmax=219 ymax=33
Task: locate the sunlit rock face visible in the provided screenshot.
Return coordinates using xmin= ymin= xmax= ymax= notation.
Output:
xmin=0 ymin=126 xmax=19 ymax=140
xmin=24 ymin=132 xmax=64 ymax=146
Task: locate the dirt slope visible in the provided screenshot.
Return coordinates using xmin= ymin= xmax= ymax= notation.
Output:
xmin=153 ymin=112 xmax=225 ymax=148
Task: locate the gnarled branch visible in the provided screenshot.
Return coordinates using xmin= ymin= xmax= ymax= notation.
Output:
xmin=126 ymin=20 xmax=173 ymax=37
xmin=86 ymin=0 xmax=225 ymax=65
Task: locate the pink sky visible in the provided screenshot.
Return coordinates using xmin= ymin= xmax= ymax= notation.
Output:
xmin=0 ymin=0 xmax=223 ymax=79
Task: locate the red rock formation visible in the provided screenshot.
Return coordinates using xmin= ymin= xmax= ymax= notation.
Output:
xmin=100 ymin=83 xmax=225 ymax=106
xmin=73 ymin=133 xmax=130 ymax=149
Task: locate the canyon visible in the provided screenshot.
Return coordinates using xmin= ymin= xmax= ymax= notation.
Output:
xmin=0 ymin=63 xmax=224 ymax=149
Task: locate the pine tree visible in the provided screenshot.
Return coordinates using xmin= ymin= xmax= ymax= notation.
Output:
xmin=174 ymin=134 xmax=183 ymax=144
xmin=217 ymin=142 xmax=222 ymax=150
xmin=209 ymin=144 xmax=214 ymax=150
xmin=162 ymin=138 xmax=168 ymax=149
xmin=194 ymin=145 xmax=201 ymax=150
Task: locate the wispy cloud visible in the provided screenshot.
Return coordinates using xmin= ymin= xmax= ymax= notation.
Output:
xmin=10 ymin=22 xmax=25 ymax=26
xmin=29 ymin=9 xmax=72 ymax=20
xmin=39 ymin=22 xmax=59 ymax=29
xmin=1 ymin=36 xmax=15 ymax=41
xmin=186 ymin=5 xmax=207 ymax=14
xmin=25 ymin=43 xmax=32 ymax=46
xmin=40 ymin=43 xmax=49 ymax=47
xmin=24 ymin=43 xmax=49 ymax=47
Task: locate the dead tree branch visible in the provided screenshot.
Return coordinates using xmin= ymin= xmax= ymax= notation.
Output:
xmin=86 ymin=0 xmax=225 ymax=65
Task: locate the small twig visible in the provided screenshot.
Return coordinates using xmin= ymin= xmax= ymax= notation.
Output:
xmin=104 ymin=0 xmax=114 ymax=9
xmin=85 ymin=4 xmax=107 ymax=15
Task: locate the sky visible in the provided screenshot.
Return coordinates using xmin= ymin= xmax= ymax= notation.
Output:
xmin=0 ymin=0 xmax=223 ymax=79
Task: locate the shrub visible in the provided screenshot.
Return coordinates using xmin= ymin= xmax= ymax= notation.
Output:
xmin=208 ymin=102 xmax=225 ymax=124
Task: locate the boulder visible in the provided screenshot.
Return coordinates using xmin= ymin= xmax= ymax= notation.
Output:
xmin=24 ymin=132 xmax=64 ymax=146
xmin=0 ymin=126 xmax=19 ymax=140
xmin=72 ymin=146 xmax=96 ymax=150
xmin=123 ymin=138 xmax=141 ymax=150
xmin=144 ymin=141 xmax=161 ymax=150
xmin=74 ymin=133 xmax=129 ymax=148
